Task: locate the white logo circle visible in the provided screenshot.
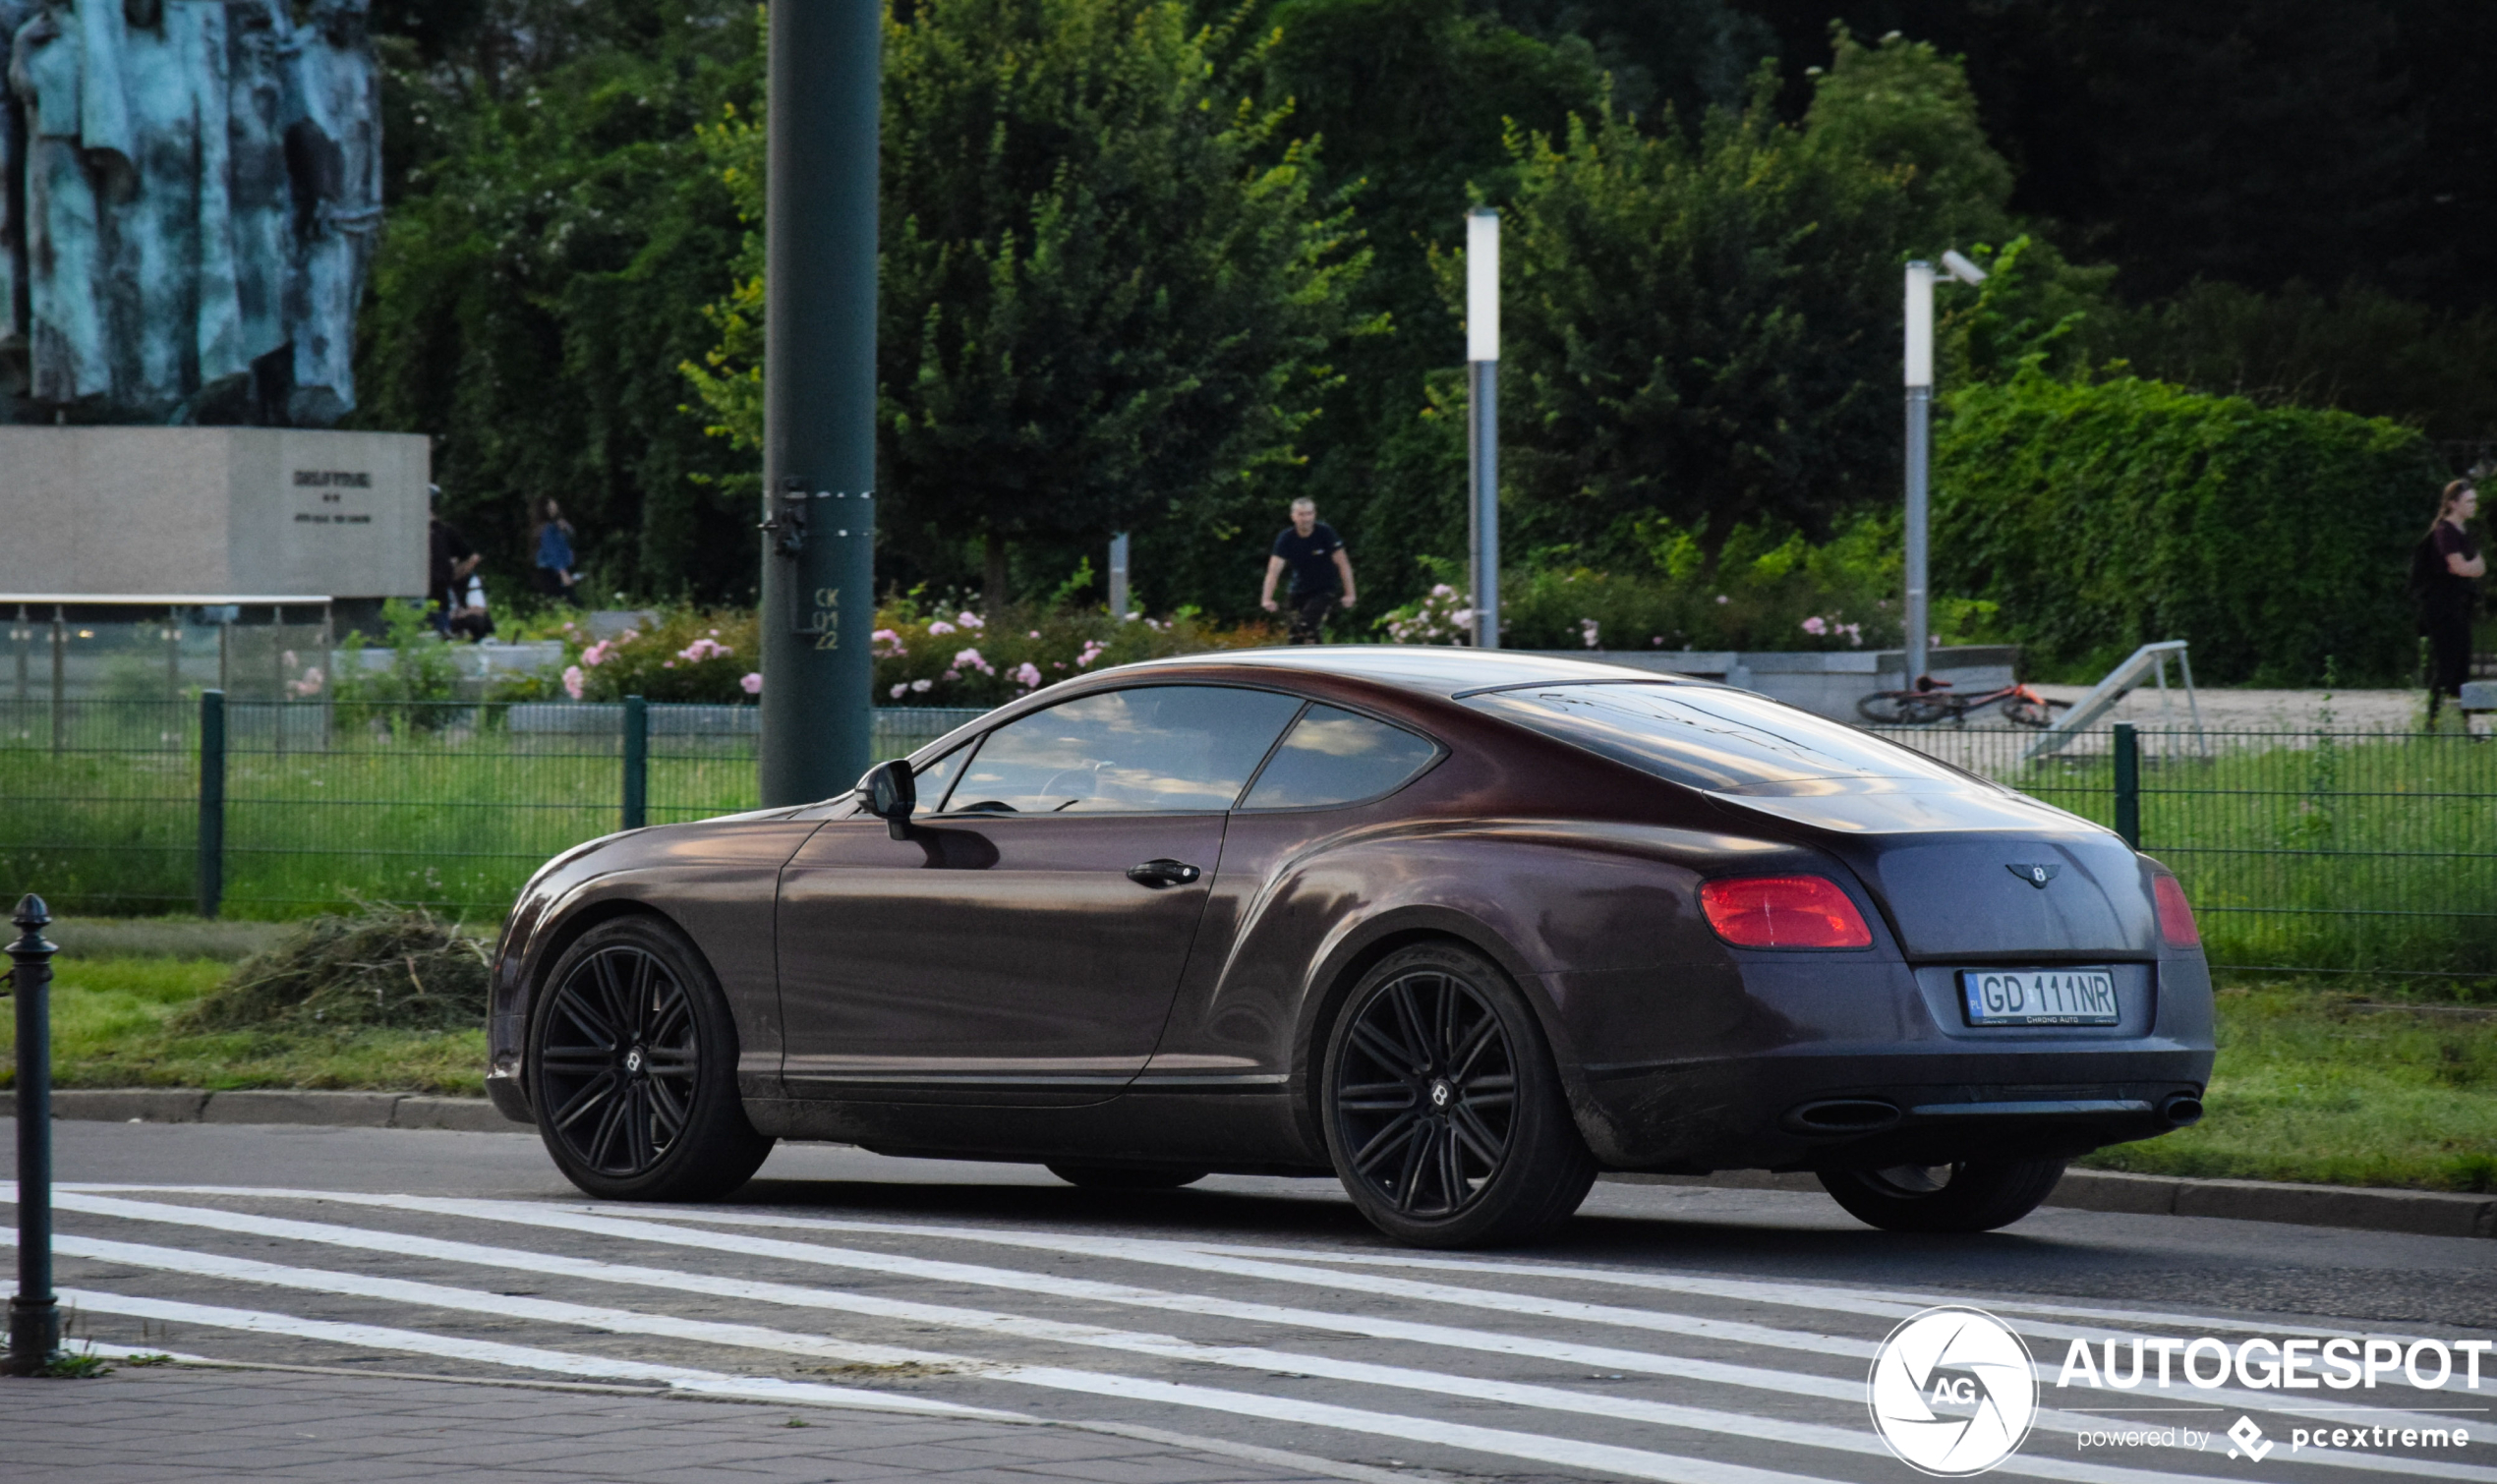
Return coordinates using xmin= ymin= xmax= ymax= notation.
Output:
xmin=1868 ymin=1305 xmax=2037 ymax=1475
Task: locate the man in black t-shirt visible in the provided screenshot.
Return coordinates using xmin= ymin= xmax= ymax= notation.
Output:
xmin=1261 ymin=498 xmax=1356 ymax=644
xmin=427 ymin=485 xmax=481 ymax=637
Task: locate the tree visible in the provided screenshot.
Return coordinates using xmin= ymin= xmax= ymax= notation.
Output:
xmin=1484 ymin=32 xmax=2021 ymax=563
xmin=686 ymin=0 xmax=1373 ymax=610
xmin=354 ymin=1 xmax=764 ymax=601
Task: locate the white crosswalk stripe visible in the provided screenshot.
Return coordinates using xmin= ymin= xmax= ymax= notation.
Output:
xmin=8 ymin=1180 xmax=2485 ymax=1484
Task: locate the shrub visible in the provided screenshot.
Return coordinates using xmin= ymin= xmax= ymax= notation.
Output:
xmin=866 ymin=594 xmax=1276 ymax=708
xmin=1933 ymin=372 xmax=2445 ymax=685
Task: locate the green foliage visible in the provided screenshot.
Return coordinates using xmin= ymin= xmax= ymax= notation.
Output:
xmin=683 ymin=0 xmax=1375 ymax=608
xmin=553 ymin=606 xmax=759 ymax=705
xmin=1482 ymin=32 xmax=2021 ymax=564
xmin=356 ymin=3 xmax=764 ymax=602
xmin=868 ymin=595 xmax=1275 ymax=708
xmin=330 ymin=600 xmax=466 ymax=729
xmin=2092 ymin=279 xmax=2497 ymax=445
xmin=1933 ymin=371 xmax=2445 ymax=685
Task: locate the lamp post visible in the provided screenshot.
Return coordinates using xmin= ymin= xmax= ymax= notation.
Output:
xmin=759 ymin=0 xmax=881 ymax=807
xmin=1900 ymin=251 xmax=1986 ymax=688
xmin=1466 ymin=209 xmax=1500 ymax=651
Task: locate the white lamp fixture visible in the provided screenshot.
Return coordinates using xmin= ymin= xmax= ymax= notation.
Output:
xmin=1467 ymin=209 xmax=1500 ymax=364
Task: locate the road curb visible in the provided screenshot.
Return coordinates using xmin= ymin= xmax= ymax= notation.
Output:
xmin=1607 ymin=1166 xmax=2496 ymax=1240
xmin=47 ymin=1087 xmax=522 ymax=1134
xmin=33 ymin=1090 xmax=2491 ymax=1239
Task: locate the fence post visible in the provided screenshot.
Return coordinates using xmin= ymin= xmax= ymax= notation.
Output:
xmin=6 ymin=894 xmax=60 ymax=1375
xmin=622 ymin=695 xmax=649 ymax=830
xmin=2112 ymin=721 xmax=2140 ymax=849
xmin=198 ymin=691 xmax=225 ymax=919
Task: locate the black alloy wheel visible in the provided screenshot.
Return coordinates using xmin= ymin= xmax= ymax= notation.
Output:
xmin=1321 ymin=942 xmax=1596 ymax=1247
xmin=1817 ymin=1158 xmax=2067 ymax=1233
xmin=528 ymin=916 xmax=773 ymax=1201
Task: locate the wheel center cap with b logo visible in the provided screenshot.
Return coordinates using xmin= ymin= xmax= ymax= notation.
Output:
xmin=624 ymin=1048 xmax=645 ymax=1075
xmin=1868 ymin=1305 xmax=2037 ymax=1475
xmin=1428 ymin=1079 xmax=1452 ymax=1110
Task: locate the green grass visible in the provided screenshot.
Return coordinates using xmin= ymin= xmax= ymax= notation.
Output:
xmin=9 ymin=959 xmax=2491 ymax=1192
xmin=2076 ymin=983 xmax=2497 ymax=1192
xmin=0 ymin=955 xmax=487 ymax=1096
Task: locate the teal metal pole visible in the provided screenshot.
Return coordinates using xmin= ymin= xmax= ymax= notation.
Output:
xmin=2113 ymin=721 xmax=2140 ymax=848
xmin=622 ymin=695 xmax=649 ymax=830
xmin=759 ymin=0 xmax=881 ymax=806
xmin=197 ymin=691 xmax=225 ymax=919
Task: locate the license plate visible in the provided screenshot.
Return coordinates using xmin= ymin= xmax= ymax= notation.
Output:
xmin=1960 ymin=968 xmax=2120 ymax=1026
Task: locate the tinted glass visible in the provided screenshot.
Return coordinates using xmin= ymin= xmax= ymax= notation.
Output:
xmin=942 ymin=686 xmax=1303 ymax=814
xmin=913 ymin=745 xmax=970 ymax=806
xmin=1463 ymin=683 xmax=1970 ymax=791
xmin=1243 ymin=706 xmax=1438 ymax=809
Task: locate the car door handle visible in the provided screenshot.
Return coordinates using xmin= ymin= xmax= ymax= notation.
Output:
xmin=1126 ymin=859 xmax=1202 ymax=889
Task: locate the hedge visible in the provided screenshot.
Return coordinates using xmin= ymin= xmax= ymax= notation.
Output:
xmin=1933 ymin=373 xmax=2445 ymax=685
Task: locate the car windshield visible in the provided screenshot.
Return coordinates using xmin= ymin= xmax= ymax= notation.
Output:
xmin=1462 ymin=682 xmax=1974 ymax=792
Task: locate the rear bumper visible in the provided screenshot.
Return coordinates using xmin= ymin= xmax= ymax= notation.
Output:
xmin=1550 ymin=954 xmax=2216 ymax=1172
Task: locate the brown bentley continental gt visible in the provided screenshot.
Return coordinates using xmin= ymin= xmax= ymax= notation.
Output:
xmin=487 ymin=649 xmax=2214 ymax=1247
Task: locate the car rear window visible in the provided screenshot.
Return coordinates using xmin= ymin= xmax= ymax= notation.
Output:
xmin=1462 ymin=682 xmax=1971 ymax=791
xmin=1241 ymin=706 xmax=1438 ymax=810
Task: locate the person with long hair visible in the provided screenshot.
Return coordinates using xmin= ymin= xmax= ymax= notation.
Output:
xmin=531 ymin=496 xmax=579 ymax=603
xmin=2421 ymin=478 xmax=2485 ymax=723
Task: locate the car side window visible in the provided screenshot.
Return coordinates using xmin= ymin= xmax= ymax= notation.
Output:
xmin=1241 ymin=705 xmax=1439 ymax=810
xmin=913 ymin=745 xmax=970 ymax=808
xmin=939 ymin=685 xmax=1303 ymax=814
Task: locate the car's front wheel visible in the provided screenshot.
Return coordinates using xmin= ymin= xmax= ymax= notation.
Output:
xmin=528 ymin=915 xmax=774 ymax=1201
xmin=1321 ymin=942 xmax=1596 ymax=1248
xmin=1818 ymin=1159 xmax=2065 ymax=1232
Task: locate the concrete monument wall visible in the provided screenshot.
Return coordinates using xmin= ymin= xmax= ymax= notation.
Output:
xmin=0 ymin=425 xmax=426 ymax=599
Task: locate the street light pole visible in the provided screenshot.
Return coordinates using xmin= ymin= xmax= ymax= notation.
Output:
xmin=1900 ymin=251 xmax=1986 ymax=691
xmin=1902 ymin=260 xmax=1935 ymax=690
xmin=759 ymin=0 xmax=881 ymax=807
xmin=1466 ymin=208 xmax=1500 ymax=651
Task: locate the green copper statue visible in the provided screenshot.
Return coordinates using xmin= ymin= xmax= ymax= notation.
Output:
xmin=0 ymin=0 xmax=377 ymax=425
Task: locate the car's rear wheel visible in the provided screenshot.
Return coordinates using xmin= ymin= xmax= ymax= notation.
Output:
xmin=1321 ymin=942 xmax=1596 ymax=1248
xmin=1046 ymin=1164 xmax=1207 ymax=1190
xmin=1818 ymin=1159 xmax=2065 ymax=1232
xmin=528 ymin=916 xmax=773 ymax=1201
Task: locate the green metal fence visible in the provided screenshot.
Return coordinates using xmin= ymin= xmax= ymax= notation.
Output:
xmin=1 ymin=694 xmax=2489 ymax=978
xmin=0 ymin=697 xmax=980 ymax=920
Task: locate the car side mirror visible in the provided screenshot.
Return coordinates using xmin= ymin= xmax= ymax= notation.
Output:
xmin=861 ymin=759 xmax=916 ymax=840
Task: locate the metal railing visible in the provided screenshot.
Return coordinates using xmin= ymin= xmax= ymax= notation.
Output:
xmin=2 ymin=695 xmax=2489 ymax=979
xmin=0 ymin=696 xmax=981 ymax=920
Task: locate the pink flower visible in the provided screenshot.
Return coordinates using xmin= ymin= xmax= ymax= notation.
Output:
xmin=1430 ymin=584 xmax=1455 ymax=598
xmin=942 ymin=668 xmax=959 ymax=681
xmin=1801 ymin=616 xmax=1828 ymax=636
xmin=953 ymin=647 xmax=993 ymax=674
xmin=928 ymin=620 xmax=957 ymax=636
xmin=662 ymin=659 xmax=675 ymax=668
xmin=890 ymin=683 xmax=907 ymax=699
xmin=910 ymin=678 xmax=932 ymax=693
xmin=580 ymin=640 xmax=610 ymax=667
xmin=1012 ymin=661 xmax=1042 ymax=689
xmin=1714 ymin=595 xmax=1729 ymax=605
xmin=739 ymin=671 xmax=762 ymax=695
xmin=957 ymin=611 xmax=984 ymax=629
xmin=562 ymin=665 xmax=585 ymax=701
xmin=1028 ymin=629 xmax=1041 ymax=639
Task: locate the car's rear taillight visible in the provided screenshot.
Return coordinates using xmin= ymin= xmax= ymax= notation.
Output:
xmin=1699 ymin=875 xmax=1874 ymax=949
xmin=2152 ymin=875 xmax=2200 ymax=948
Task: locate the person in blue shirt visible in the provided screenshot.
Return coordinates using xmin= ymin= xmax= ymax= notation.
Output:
xmin=532 ymin=497 xmax=578 ymax=602
xmin=1260 ymin=498 xmax=1357 ymax=645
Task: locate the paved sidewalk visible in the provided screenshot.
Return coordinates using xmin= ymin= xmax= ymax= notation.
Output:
xmin=0 ymin=1366 xmax=1356 ymax=1484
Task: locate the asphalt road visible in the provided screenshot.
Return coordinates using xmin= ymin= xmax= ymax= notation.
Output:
xmin=3 ymin=1119 xmax=2491 ymax=1484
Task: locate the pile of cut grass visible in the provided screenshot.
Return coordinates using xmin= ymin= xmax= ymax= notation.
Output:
xmin=175 ymin=905 xmax=493 ymax=1033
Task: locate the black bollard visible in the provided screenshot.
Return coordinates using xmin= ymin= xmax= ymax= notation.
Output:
xmin=6 ymin=893 xmax=58 ymax=1375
